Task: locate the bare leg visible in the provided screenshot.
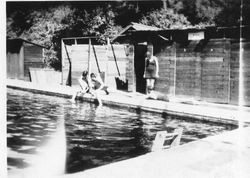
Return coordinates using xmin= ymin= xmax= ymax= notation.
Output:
xmin=71 ymin=91 xmax=80 ymax=102
xmin=146 ymin=79 xmax=155 ymax=94
xmin=96 ymin=96 xmax=102 ymax=106
xmin=91 ymin=90 xmax=102 ymax=106
xmin=146 ymin=79 xmax=150 ymax=95
xmin=151 ymin=79 xmax=155 ymax=89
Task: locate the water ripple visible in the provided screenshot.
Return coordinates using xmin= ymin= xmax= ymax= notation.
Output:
xmin=7 ymin=88 xmax=237 ymax=174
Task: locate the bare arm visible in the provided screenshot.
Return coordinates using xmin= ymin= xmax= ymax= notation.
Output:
xmin=143 ymin=57 xmax=147 ymax=78
xmin=154 ymin=57 xmax=159 ymax=78
xmin=78 ymin=77 xmax=89 ymax=93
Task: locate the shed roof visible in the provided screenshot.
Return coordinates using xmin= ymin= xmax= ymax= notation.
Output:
xmin=113 ymin=25 xmax=250 ymax=44
xmin=129 ymin=22 xmax=161 ymax=31
xmin=111 ymin=22 xmax=161 ymax=42
xmin=7 ymin=38 xmax=47 ymax=53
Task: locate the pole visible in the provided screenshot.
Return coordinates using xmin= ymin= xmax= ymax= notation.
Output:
xmin=105 ymin=38 xmax=110 ymax=83
xmin=88 ymin=38 xmax=91 ymax=76
xmin=238 ymin=0 xmax=244 ymax=126
xmin=61 ymin=39 xmax=64 ymax=85
xmin=236 ymin=0 xmax=245 ymax=172
xmin=173 ymin=42 xmax=177 ymax=97
xmin=92 ymin=45 xmax=101 ymax=73
xmin=64 ymin=44 xmax=71 ymax=86
xmin=239 ymin=0 xmax=244 ymax=106
xmin=111 ymin=43 xmax=121 ymax=76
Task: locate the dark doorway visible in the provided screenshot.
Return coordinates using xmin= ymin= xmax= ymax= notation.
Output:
xmin=134 ymin=44 xmax=147 ymax=94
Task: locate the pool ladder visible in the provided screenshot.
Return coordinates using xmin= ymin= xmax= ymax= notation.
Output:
xmin=151 ymin=128 xmax=183 ymax=152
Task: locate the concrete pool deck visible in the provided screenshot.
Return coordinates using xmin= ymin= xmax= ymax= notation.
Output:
xmin=7 ymin=79 xmax=250 ymax=125
xmin=8 ymin=127 xmax=250 ymax=178
xmin=59 ymin=126 xmax=250 ymax=178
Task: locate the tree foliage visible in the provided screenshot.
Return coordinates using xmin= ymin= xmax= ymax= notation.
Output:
xmin=7 ymin=4 xmax=122 ymax=70
xmin=23 ymin=6 xmax=76 ymax=69
xmin=140 ymin=8 xmax=191 ymax=29
xmin=215 ymin=0 xmax=250 ymax=27
xmin=6 ymin=1 xmax=250 ymax=70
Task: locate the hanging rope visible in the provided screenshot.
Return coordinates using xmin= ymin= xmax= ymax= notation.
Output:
xmin=87 ymin=38 xmax=91 ymax=75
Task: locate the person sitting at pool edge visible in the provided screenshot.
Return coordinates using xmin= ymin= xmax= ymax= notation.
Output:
xmin=88 ymin=73 xmax=110 ymax=105
xmin=71 ymin=70 xmax=90 ymax=101
xmin=89 ymin=73 xmax=109 ymax=95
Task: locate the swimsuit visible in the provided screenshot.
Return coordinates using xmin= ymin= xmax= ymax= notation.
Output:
xmin=92 ymin=79 xmax=102 ymax=90
xmin=144 ymin=57 xmax=157 ymax=79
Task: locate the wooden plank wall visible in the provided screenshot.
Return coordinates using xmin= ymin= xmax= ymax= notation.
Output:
xmin=29 ymin=68 xmax=61 ymax=85
xmin=60 ymin=39 xmax=250 ymax=105
xmin=107 ymin=45 xmax=128 ymax=88
xmin=201 ymin=39 xmax=230 ymax=103
xmin=125 ymin=45 xmax=135 ymax=92
xmin=176 ymin=41 xmax=202 ymax=99
xmin=7 ymin=46 xmax=24 ymax=80
xmin=62 ymin=44 xmax=107 ymax=86
xmin=62 ymin=44 xmax=128 ymax=88
xmin=154 ymin=39 xmax=239 ymax=104
xmin=154 ymin=44 xmax=175 ymax=94
xmin=24 ymin=44 xmax=45 ymax=81
xmin=230 ymin=41 xmax=250 ymax=106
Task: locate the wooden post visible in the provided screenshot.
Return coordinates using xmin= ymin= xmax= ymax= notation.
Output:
xmin=227 ymin=39 xmax=231 ymax=104
xmin=173 ymin=42 xmax=177 ymax=97
xmin=228 ymin=51 xmax=231 ymax=103
xmin=126 ymin=44 xmax=135 ymax=92
xmin=111 ymin=43 xmax=121 ymax=76
xmin=61 ymin=39 xmax=64 ymax=85
xmin=88 ymin=38 xmax=91 ymax=76
xmin=64 ymin=43 xmax=72 ymax=86
xmin=105 ymin=38 xmax=110 ymax=84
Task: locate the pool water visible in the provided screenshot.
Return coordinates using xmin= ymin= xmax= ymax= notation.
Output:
xmin=7 ymin=89 xmax=237 ymax=174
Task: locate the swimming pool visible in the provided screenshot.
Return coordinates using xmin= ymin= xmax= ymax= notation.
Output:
xmin=7 ymin=89 xmax=237 ymax=174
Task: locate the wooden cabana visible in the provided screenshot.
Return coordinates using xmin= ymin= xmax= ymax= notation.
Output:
xmin=113 ymin=25 xmax=250 ymax=106
xmin=7 ymin=38 xmax=46 ymax=81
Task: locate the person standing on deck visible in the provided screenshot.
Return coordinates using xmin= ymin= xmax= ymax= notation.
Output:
xmin=143 ymin=51 xmax=159 ymax=95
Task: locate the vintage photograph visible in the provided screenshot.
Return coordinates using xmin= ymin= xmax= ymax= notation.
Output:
xmin=5 ymin=0 xmax=250 ymax=177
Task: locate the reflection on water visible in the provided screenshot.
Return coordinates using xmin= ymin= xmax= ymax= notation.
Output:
xmin=7 ymin=89 xmax=237 ymax=174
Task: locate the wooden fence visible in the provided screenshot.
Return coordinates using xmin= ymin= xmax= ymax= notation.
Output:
xmin=29 ymin=68 xmax=61 ymax=85
xmin=155 ymin=39 xmax=250 ymax=105
xmin=60 ymin=38 xmax=250 ymax=105
xmin=61 ymin=42 xmax=130 ymax=89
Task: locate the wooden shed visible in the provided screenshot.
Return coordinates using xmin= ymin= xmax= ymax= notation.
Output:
xmin=7 ymin=38 xmax=46 ymax=81
xmin=113 ymin=25 xmax=250 ymax=106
